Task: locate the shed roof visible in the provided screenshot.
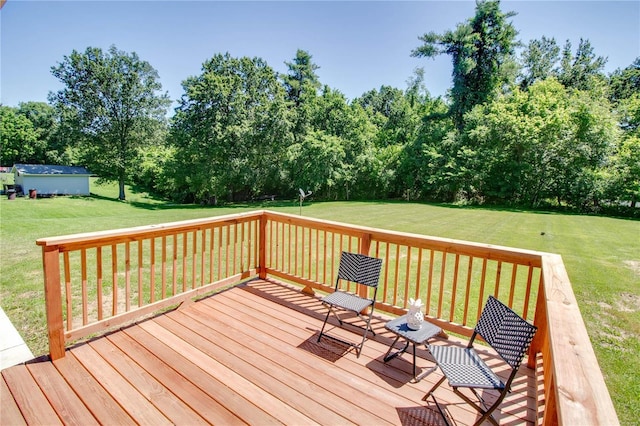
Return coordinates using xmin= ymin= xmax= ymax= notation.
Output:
xmin=12 ymin=164 xmax=92 ymax=176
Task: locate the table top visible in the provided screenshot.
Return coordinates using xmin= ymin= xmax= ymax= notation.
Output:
xmin=384 ymin=315 xmax=442 ymax=344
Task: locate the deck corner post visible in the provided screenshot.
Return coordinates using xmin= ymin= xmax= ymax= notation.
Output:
xmin=258 ymin=213 xmax=267 ymax=279
xmin=42 ymin=245 xmax=66 ymax=360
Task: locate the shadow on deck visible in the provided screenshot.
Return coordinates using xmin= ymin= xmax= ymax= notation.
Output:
xmin=1 ymin=279 xmax=537 ymax=425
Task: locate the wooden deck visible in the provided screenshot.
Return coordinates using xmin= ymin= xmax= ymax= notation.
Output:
xmin=1 ymin=279 xmax=538 ymax=425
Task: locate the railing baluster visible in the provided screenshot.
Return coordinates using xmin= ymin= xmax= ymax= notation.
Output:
xmin=125 ymin=242 xmax=131 ymax=311
xmin=172 ymin=234 xmax=178 ymax=296
xmin=280 ymin=222 xmax=285 ymax=273
xmin=437 ymin=251 xmax=447 ymax=318
xmin=315 ymin=229 xmax=320 ymax=283
xmin=414 ymin=248 xmax=422 ymax=301
xmin=111 ymin=244 xmax=117 ymax=316
xmin=509 ymin=263 xmax=518 ymax=308
xmin=81 ymin=249 xmax=88 ymax=326
xmin=232 ymin=223 xmax=237 ymax=276
xmin=523 ymin=265 xmax=535 ymax=320
xmin=322 ymin=230 xmax=328 ymax=284
xmin=403 ymin=246 xmax=411 ymax=307
xmin=192 ymin=230 xmax=198 ymax=289
xmin=450 ymin=254 xmax=460 ymax=322
xmin=150 ymin=238 xmax=156 ymax=302
xmin=307 ymin=228 xmax=313 ymax=281
xmin=63 ymin=251 xmax=72 ymax=330
xmin=462 ymin=256 xmax=473 ymax=326
xmin=478 ymin=258 xmax=488 ymax=320
xmin=138 ymin=240 xmax=144 ymax=306
xmin=182 ymin=232 xmax=188 ymax=292
xmin=217 ymin=227 xmax=223 ymax=282
xmin=201 ymin=229 xmax=206 ymax=286
xmin=97 ymin=247 xmax=103 ymax=320
xmin=161 ymin=236 xmax=167 ymax=297
xmin=426 ymin=250 xmax=434 ymax=315
xmin=494 ymin=260 xmax=502 ymax=298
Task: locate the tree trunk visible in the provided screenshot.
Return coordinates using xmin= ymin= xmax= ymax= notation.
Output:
xmin=118 ymin=173 xmax=126 ymax=201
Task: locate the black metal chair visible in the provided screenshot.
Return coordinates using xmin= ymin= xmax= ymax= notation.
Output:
xmin=317 ymin=251 xmax=382 ymax=357
xmin=423 ymin=296 xmax=537 ymax=426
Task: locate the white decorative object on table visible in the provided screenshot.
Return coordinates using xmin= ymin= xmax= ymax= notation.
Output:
xmin=407 ymin=298 xmax=424 ymax=330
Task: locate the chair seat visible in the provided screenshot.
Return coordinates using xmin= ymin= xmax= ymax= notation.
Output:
xmin=428 ymin=344 xmax=505 ymax=390
xmin=322 ymin=291 xmax=373 ymax=313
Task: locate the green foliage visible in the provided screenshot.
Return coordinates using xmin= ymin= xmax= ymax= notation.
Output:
xmin=558 ymin=38 xmax=607 ymax=91
xmin=519 ymin=36 xmax=560 ymax=89
xmin=49 ymin=45 xmax=170 ymax=200
xmin=609 ymin=57 xmax=640 ymax=104
xmin=461 ymin=79 xmax=618 ymax=209
xmin=0 ymin=105 xmax=40 ymax=165
xmin=412 ymin=0 xmax=518 ymax=129
xmin=355 ymin=85 xmax=418 ymax=147
xmin=285 ymin=130 xmax=346 ymax=197
xmin=170 ymin=53 xmax=291 ymax=203
xmin=283 ymin=50 xmax=321 ymax=141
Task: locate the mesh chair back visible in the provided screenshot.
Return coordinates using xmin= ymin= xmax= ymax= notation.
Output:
xmin=337 ymin=252 xmax=382 ymax=288
xmin=474 ymin=296 xmax=537 ymax=369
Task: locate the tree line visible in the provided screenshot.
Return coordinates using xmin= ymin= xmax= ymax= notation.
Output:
xmin=1 ymin=0 xmax=638 ymax=215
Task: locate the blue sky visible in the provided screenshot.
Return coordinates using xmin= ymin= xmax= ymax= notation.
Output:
xmin=1 ymin=1 xmax=639 ymax=112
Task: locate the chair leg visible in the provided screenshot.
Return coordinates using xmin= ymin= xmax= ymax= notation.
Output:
xmin=317 ymin=308 xmax=332 ymax=342
xmin=354 ymin=313 xmax=374 ymax=358
xmin=422 ymin=375 xmax=446 ymax=401
xmin=453 ymin=388 xmax=501 ymax=426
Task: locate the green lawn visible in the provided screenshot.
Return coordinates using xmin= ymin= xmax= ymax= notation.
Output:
xmin=1 ymin=180 xmax=638 ymax=424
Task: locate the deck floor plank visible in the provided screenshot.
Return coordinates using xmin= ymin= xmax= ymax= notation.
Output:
xmin=0 ymin=374 xmax=27 ymax=425
xmin=211 ymin=282 xmax=485 ymax=423
xmin=51 ymin=353 xmax=136 ymax=425
xmin=1 ymin=278 xmax=537 ymax=426
xmin=136 ymin=320 xmax=318 ymax=425
xmin=174 ymin=304 xmax=403 ymax=425
xmin=71 ymin=343 xmax=172 ymax=425
xmin=122 ymin=324 xmax=278 ymax=425
xmin=155 ymin=313 xmax=368 ymax=426
xmin=26 ymin=361 xmax=99 ymax=425
xmin=2 ymin=364 xmax=63 ymax=425
xmin=192 ymin=292 xmax=424 ymax=411
xmin=87 ymin=337 xmax=208 ymax=425
xmin=105 ymin=331 xmax=244 ymax=425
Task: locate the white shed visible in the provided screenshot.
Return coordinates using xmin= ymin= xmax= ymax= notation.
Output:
xmin=12 ymin=164 xmax=92 ymax=196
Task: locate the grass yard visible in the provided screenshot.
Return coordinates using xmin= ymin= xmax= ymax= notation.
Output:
xmin=1 ymin=179 xmax=638 ymax=424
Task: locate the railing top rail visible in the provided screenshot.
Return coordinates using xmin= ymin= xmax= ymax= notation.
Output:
xmin=36 ymin=210 xmax=265 ymax=249
xmin=264 ymin=210 xmax=546 ymax=266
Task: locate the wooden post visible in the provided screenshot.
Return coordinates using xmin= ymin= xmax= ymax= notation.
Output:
xmin=259 ymin=213 xmax=267 ymax=279
xmin=42 ymin=245 xmax=65 ymax=360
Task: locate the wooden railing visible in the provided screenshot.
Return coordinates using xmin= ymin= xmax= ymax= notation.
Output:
xmin=37 ymin=209 xmax=618 ymax=425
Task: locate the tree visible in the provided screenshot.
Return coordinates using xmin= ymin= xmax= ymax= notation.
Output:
xmin=558 ymin=38 xmax=607 ymax=91
xmin=462 ymin=78 xmax=618 ymax=208
xmin=0 ymin=106 xmax=40 ymax=166
xmin=519 ymin=36 xmax=560 ymax=89
xmin=16 ymin=102 xmax=75 ymax=164
xmin=170 ymin=53 xmax=290 ymax=203
xmin=50 ymin=45 xmax=170 ymax=200
xmin=412 ymin=0 xmax=518 ymax=129
xmin=283 ymin=49 xmax=321 ymax=108
xmin=355 ymin=85 xmax=417 ymax=147
xmin=283 ymin=50 xmax=321 ymax=141
xmin=609 ymin=57 xmax=640 ymax=104
xmin=285 ymin=130 xmax=346 ymax=197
